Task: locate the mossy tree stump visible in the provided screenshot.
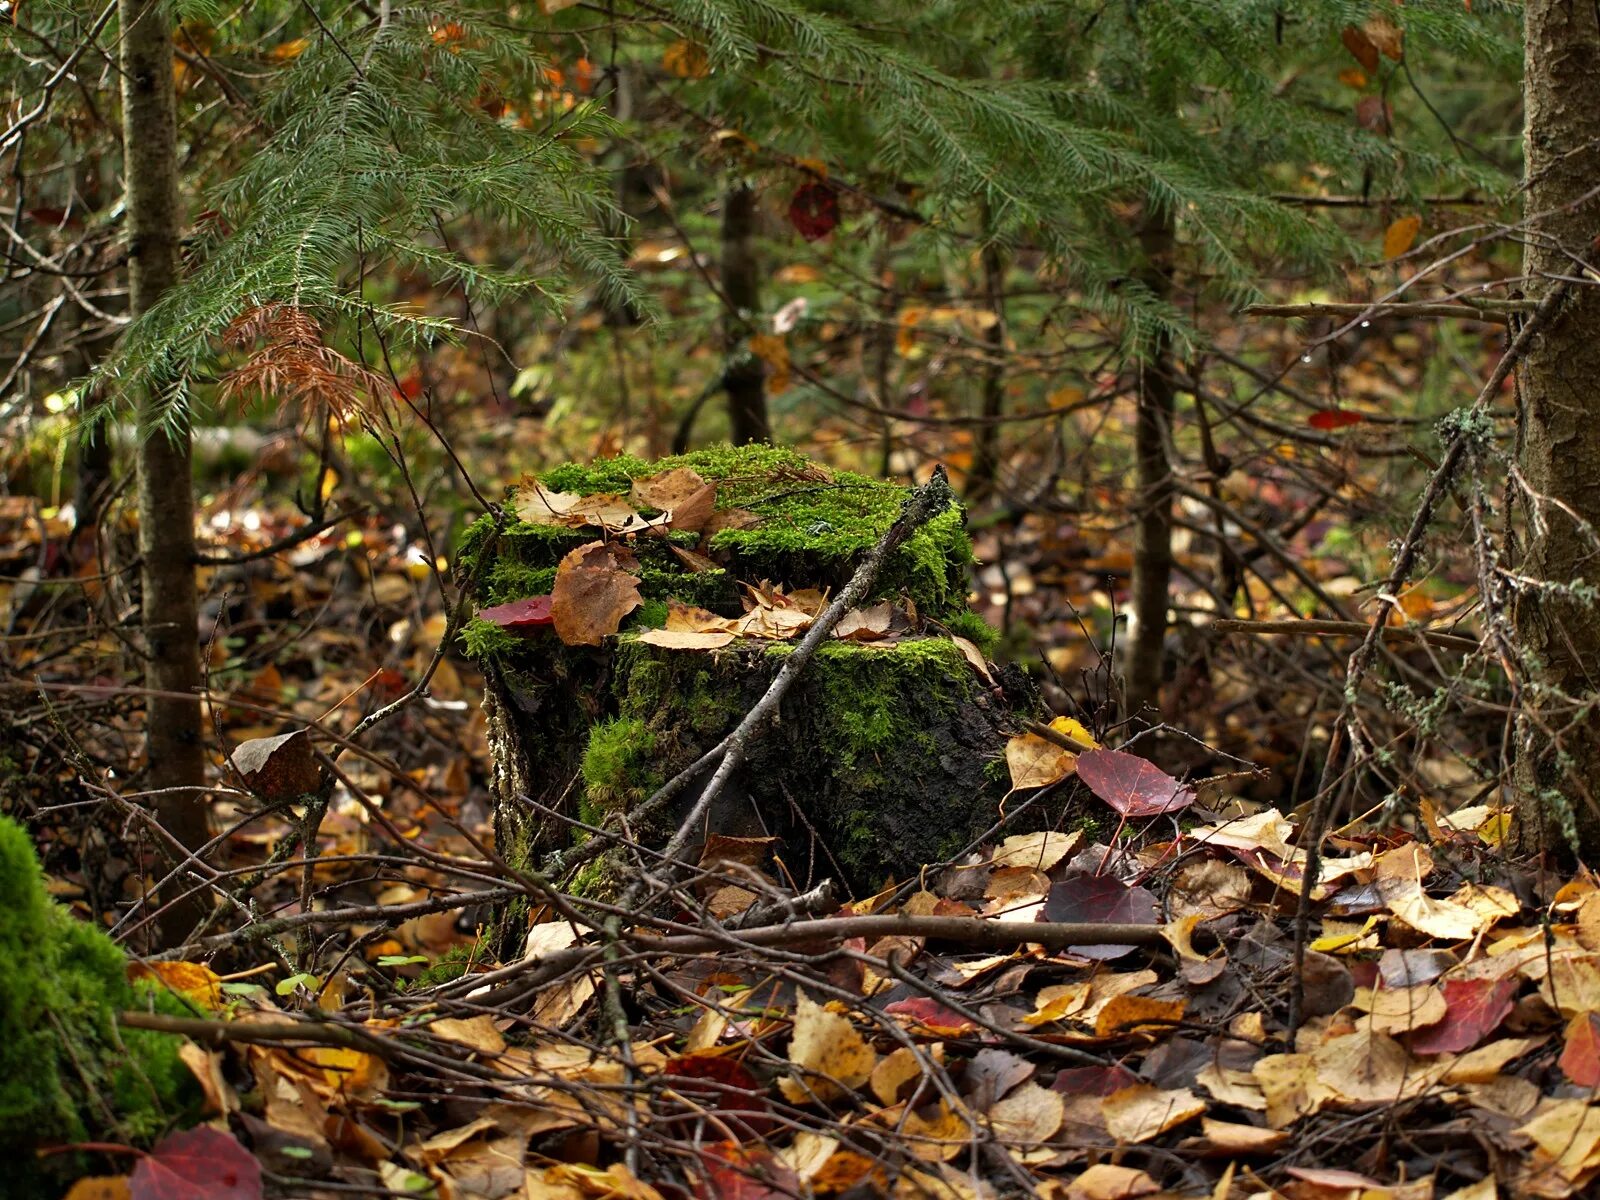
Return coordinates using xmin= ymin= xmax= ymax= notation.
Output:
xmin=458 ymin=446 xmax=1038 ymax=947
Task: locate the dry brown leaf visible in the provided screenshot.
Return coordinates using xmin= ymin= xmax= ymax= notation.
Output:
xmin=428 ymin=1015 xmax=506 ymax=1056
xmin=1197 ymin=1117 xmax=1288 ymax=1154
xmin=1102 ymin=1084 xmax=1205 ymax=1143
xmin=531 ymin=970 xmax=599 ymax=1028
xmin=1444 ymin=1036 xmax=1547 ymax=1084
xmin=1094 ymin=994 xmax=1186 ymax=1038
xmin=985 ymin=1080 xmax=1065 ymax=1147
xmin=551 ymin=541 xmax=642 ymax=646
xmin=1253 ymin=1052 xmax=1330 ymax=1128
xmin=630 ymin=467 xmax=717 ymax=533
xmin=1005 ymin=731 xmax=1075 ymax=790
xmin=835 ymin=602 xmax=896 ymax=641
xmin=991 ymin=830 xmax=1083 ymax=872
xmin=636 ymin=628 xmax=734 ymax=650
xmin=1167 ymin=858 xmax=1254 ymax=921
xmin=177 ymin=1042 xmax=236 ymax=1116
xmin=1022 ymin=981 xmax=1092 ymax=1027
xmin=1354 ymin=983 xmax=1449 ymax=1035
xmin=516 ymin=479 xmax=663 ymax=534
xmin=1386 ymin=883 xmax=1482 ymax=940
xmin=779 ymin=992 xmax=877 ymax=1103
xmin=1196 ymin=1062 xmax=1267 ymax=1112
xmin=1519 ymin=1099 xmax=1600 ymax=1181
xmin=900 ymin=1099 xmax=972 ymax=1162
xmin=1313 ymin=1028 xmax=1439 ymax=1105
xmin=1064 ymin=1163 xmax=1160 ymax=1199
xmin=871 ymin=1045 xmax=927 ymax=1106
xmin=951 ymin=635 xmax=998 ymax=688
xmin=1367 ymin=15 xmax=1405 ymax=60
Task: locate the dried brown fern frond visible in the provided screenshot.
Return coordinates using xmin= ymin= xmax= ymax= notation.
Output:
xmin=219 ymin=303 xmax=390 ymax=423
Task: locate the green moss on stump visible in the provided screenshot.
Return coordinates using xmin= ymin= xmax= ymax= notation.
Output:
xmin=459 ymin=446 xmax=1038 ymax=926
xmin=0 ymin=817 xmax=198 ymax=1198
xmin=456 ymin=445 xmax=974 ymax=639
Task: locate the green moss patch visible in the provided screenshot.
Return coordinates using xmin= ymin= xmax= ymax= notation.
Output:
xmin=0 ymin=817 xmax=199 ymax=1197
xmin=456 ymin=445 xmax=974 ymax=656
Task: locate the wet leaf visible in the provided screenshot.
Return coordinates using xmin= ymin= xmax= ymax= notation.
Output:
xmin=1075 ymin=749 xmax=1196 ymax=817
xmin=477 ymin=594 xmax=555 ymax=632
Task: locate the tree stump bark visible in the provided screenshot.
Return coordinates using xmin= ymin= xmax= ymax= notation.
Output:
xmin=458 ymin=446 xmax=1042 ymax=950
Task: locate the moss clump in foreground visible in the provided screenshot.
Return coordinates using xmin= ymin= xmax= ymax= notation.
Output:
xmin=459 ymin=445 xmax=1030 ymax=917
xmin=0 ymin=817 xmax=198 ymax=1198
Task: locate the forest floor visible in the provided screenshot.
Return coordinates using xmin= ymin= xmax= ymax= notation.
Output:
xmin=6 ymin=427 xmax=1599 ymax=1200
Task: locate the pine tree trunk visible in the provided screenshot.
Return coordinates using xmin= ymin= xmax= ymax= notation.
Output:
xmin=1513 ymin=1 xmax=1600 ymax=854
xmin=721 ymin=183 xmax=770 ymax=445
xmin=119 ymin=0 xmax=208 ymax=930
xmin=1124 ymin=206 xmax=1176 ymax=719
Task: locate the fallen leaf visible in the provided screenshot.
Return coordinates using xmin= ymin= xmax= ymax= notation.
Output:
xmin=1102 ymin=1084 xmax=1205 ymax=1143
xmin=985 ymin=1080 xmax=1065 ymax=1147
xmin=637 ymin=628 xmax=734 ymax=650
xmin=1043 ymin=874 xmax=1159 ymax=959
xmin=1197 ymin=1118 xmax=1288 ymax=1155
xmin=1005 ymin=730 xmax=1076 ymax=790
xmin=551 ymin=541 xmax=642 ymax=646
xmin=1075 ymin=749 xmax=1196 ymax=817
xmin=129 ymin=960 xmax=223 ymax=1008
xmin=779 ymin=993 xmax=877 ymax=1103
xmin=1354 ymin=983 xmax=1448 ymax=1036
xmin=1094 ymin=994 xmax=1186 ymax=1038
xmin=990 ymin=830 xmax=1083 ymax=872
xmin=630 ymin=468 xmax=717 ymax=533
xmin=129 ymin=1127 xmax=262 ymax=1200
xmin=1560 ymin=1011 xmax=1600 ymax=1086
xmin=1411 ymin=976 xmax=1519 ymax=1054
xmin=1064 ymin=1164 xmax=1160 ymax=1199
xmin=230 ymin=730 xmax=321 ymax=801
xmin=1342 ymin=24 xmax=1380 ymax=71
xmin=477 ymin=594 xmax=555 ymax=632
xmin=516 ymin=480 xmax=662 ymax=534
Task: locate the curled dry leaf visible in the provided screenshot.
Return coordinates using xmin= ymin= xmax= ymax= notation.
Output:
xmin=230 ymin=729 xmax=321 ymax=802
xmin=629 ymin=467 xmax=717 ymax=533
xmin=551 ymin=541 xmax=642 ymax=646
xmin=515 ymin=479 xmax=664 ymax=534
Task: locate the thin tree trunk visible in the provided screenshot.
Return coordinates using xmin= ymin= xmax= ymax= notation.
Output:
xmin=968 ymin=229 xmax=1007 ymax=502
xmin=721 ymin=183 xmax=770 ymax=445
xmin=1123 ymin=205 xmax=1177 ymax=719
xmin=1513 ymin=1 xmax=1600 ymax=853
xmin=120 ymin=0 xmax=208 ymax=934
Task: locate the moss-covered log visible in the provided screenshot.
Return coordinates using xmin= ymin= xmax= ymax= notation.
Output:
xmin=458 ymin=446 xmax=1044 ymax=946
